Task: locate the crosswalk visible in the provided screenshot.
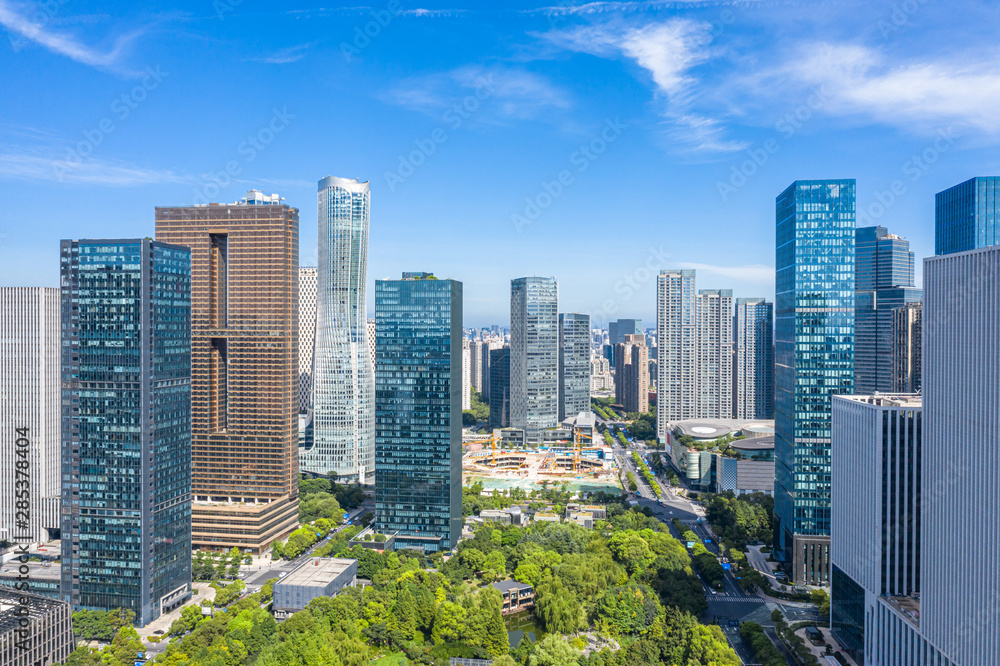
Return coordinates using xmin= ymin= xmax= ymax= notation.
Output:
xmin=708 ymin=592 xmax=763 ymax=604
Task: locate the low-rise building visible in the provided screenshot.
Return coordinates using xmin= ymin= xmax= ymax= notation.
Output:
xmin=0 ymin=563 xmax=60 ymax=600
xmin=492 ymin=580 xmax=535 ymax=615
xmin=0 ymin=587 xmax=73 ymax=666
xmin=567 ymin=512 xmax=594 ymax=529
xmin=273 ymin=558 xmax=358 ymax=620
xmin=533 ymin=513 xmax=560 ymax=523
xmin=348 ymin=528 xmax=396 ymax=552
xmin=478 ymin=510 xmax=512 ymax=525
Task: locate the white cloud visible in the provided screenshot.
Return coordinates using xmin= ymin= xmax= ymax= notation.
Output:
xmin=0 ymin=0 xmax=142 ymax=72
xmin=0 ymin=150 xmax=190 ymax=186
xmin=247 ymin=42 xmax=315 ymax=64
xmin=678 ymin=262 xmax=773 ymax=283
xmin=778 ymin=42 xmax=1000 ymax=137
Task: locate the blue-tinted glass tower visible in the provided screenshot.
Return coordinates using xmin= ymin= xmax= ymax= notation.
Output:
xmin=374 ymin=272 xmax=462 ymax=552
xmin=935 ymin=176 xmax=1000 ymax=255
xmin=60 ymin=239 xmax=192 ymax=626
xmin=558 ymin=313 xmax=591 ymax=420
xmin=854 ymin=226 xmax=921 ymax=393
xmin=510 ymin=277 xmax=559 ymax=443
xmin=774 ymin=180 xmax=855 ymax=586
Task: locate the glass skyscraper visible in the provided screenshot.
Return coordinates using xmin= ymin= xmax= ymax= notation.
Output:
xmin=374 ymin=273 xmax=462 ymax=552
xmin=854 ymin=225 xmax=921 ymax=394
xmin=935 ymin=176 xmax=1000 ymax=255
xmin=307 ymin=176 xmax=376 ymax=482
xmin=59 ymin=239 xmax=192 ymax=626
xmin=558 ymin=312 xmax=591 ymax=420
xmin=510 ymin=277 xmax=558 ymax=443
xmin=774 ymin=179 xmax=855 ymax=586
xmin=488 ymin=347 xmax=510 ymax=429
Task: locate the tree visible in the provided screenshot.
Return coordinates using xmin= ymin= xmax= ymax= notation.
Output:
xmin=168 ymin=604 xmax=204 ymax=636
xmin=514 ymin=562 xmax=542 ymax=587
xmin=431 ymin=601 xmax=465 ymax=644
xmin=527 ymin=634 xmax=582 ymax=666
xmin=390 ymin=587 xmax=417 ymax=640
xmin=484 ymin=550 xmax=507 ymax=582
xmin=99 ymin=624 xmax=144 ymax=666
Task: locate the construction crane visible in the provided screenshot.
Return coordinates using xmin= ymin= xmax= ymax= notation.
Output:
xmin=573 ymin=426 xmax=593 ymax=473
xmin=465 ymin=429 xmax=502 ymax=466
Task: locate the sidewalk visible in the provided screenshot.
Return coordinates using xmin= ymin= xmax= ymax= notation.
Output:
xmin=137 ymin=582 xmax=217 ymax=640
xmin=793 ymin=625 xmax=859 ymax=666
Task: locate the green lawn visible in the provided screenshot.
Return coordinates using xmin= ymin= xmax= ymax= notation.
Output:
xmin=372 ymin=652 xmax=408 ymax=666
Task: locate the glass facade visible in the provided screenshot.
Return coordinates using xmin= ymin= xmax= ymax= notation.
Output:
xmin=60 ymin=239 xmax=192 ymax=626
xmin=558 ymin=313 xmax=591 ymax=420
xmin=934 ymin=176 xmax=1000 ymax=255
xmin=510 ymin=277 xmax=558 ymax=443
xmin=488 ymin=347 xmax=510 ymax=429
xmin=774 ymin=179 xmax=855 ymax=584
xmin=831 ymin=565 xmax=866 ymax=661
xmin=307 ymin=176 xmax=376 ymax=482
xmin=374 ymin=274 xmax=462 ymax=552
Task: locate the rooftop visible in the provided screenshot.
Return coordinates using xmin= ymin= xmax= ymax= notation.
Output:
xmin=837 ymin=393 xmax=922 ymax=408
xmin=493 ymin=580 xmax=533 ymax=593
xmin=729 ymin=435 xmax=775 ymax=451
xmin=0 ymin=587 xmax=68 ymax=634
xmin=278 ymin=558 xmax=356 ymax=588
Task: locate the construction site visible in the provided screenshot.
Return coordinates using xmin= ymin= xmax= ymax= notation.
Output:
xmin=462 ymin=426 xmax=622 ymax=494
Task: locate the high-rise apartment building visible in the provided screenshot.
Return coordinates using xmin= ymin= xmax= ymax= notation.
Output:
xmin=774 ymin=179 xmax=855 ymax=585
xmin=299 ymin=267 xmax=318 ymax=413
xmin=469 ymin=339 xmax=484 ymax=395
xmin=488 ymin=347 xmax=511 ymax=429
xmin=155 ymin=190 xmax=300 ymax=552
xmin=733 ymin=297 xmax=773 ymax=420
xmin=59 ymin=239 xmax=192 ymax=626
xmin=830 ymin=394 xmax=926 ymax=664
xmin=891 ymin=303 xmax=922 ymax=393
xmin=308 ymin=176 xmax=376 ymax=482
xmin=510 ymin=277 xmax=558 ymax=443
xmin=614 ymin=334 xmax=648 ymax=413
xmin=558 ymin=313 xmax=591 ymax=420
xmin=0 ymin=288 xmax=61 ymax=545
xmin=854 ymin=226 xmax=921 ymax=394
xmin=935 ymin=176 xmax=1000 ymax=254
xmin=374 ymin=273 xmax=462 ymax=552
xmin=608 ymin=318 xmax=641 ymax=364
xmin=656 ymin=269 xmax=697 ymax=439
xmin=696 ymin=289 xmax=733 ymax=419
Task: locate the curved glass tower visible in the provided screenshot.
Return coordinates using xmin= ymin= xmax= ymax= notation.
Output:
xmin=303 ymin=176 xmax=375 ymax=482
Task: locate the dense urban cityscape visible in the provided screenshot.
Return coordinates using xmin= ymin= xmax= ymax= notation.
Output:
xmin=2 ymin=2 xmax=998 ymax=666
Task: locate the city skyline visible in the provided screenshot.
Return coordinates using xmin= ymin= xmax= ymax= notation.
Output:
xmin=3 ymin=2 xmax=1000 ymax=325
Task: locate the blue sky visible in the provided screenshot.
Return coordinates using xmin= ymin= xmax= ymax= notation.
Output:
xmin=1 ymin=0 xmax=998 ymax=326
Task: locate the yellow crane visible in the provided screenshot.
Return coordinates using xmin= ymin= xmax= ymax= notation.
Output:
xmin=573 ymin=426 xmax=593 ymax=472
xmin=465 ymin=429 xmax=502 ymax=466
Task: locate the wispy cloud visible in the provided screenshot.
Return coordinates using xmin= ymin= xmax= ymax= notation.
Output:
xmin=0 ymin=149 xmax=191 ymax=186
xmin=541 ymin=18 xmax=747 ymax=154
xmin=679 ymin=262 xmax=773 ymax=283
xmin=383 ymin=64 xmax=571 ymax=122
xmin=0 ymin=0 xmax=143 ymax=72
xmin=774 ymin=42 xmax=1000 ymax=138
xmin=247 ymin=42 xmax=315 ymax=64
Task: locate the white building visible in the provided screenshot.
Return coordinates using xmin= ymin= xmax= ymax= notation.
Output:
xmin=367 ymin=318 xmax=376 ymax=375
xmin=733 ymin=298 xmax=774 ymax=420
xmin=298 ymin=267 xmax=318 ymax=413
xmin=0 ymin=288 xmax=61 ymax=544
xmin=696 ymin=289 xmax=733 ymax=419
xmin=462 ymin=340 xmax=472 ymax=410
xmin=656 ymin=269 xmax=698 ymax=439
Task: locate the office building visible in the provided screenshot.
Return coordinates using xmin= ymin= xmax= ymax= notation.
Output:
xmin=462 ymin=340 xmax=472 ymax=410
xmin=155 ymin=191 xmax=300 ymax=552
xmin=607 ymin=318 xmax=642 ymax=364
xmin=934 ymin=176 xmax=1000 ymax=254
xmin=307 ymin=176 xmax=376 ymax=482
xmin=614 ymin=334 xmax=648 ymax=413
xmin=0 ymin=588 xmax=73 ymax=666
xmin=299 ymin=267 xmax=318 ymax=413
xmin=891 ymin=303 xmax=922 ymax=393
xmin=558 ymin=313 xmax=591 ymax=420
xmin=656 ymin=269 xmax=698 ymax=438
xmin=367 ymin=318 xmax=376 ymax=373
xmin=854 ymin=226 xmax=921 ymax=394
xmin=59 ymin=239 xmax=192 ymax=626
xmin=510 ymin=277 xmax=559 ymax=444
xmin=0 ymin=288 xmax=61 ymax=545
xmin=919 ymin=242 xmax=1000 ymax=664
xmin=272 ymin=558 xmax=358 ymax=619
xmin=696 ymin=289 xmax=733 ymax=419
xmin=830 ymin=394 xmax=924 ymax=664
xmin=733 ymin=297 xmax=774 ymax=420
xmin=773 ymin=179 xmax=855 ymax=585
xmin=489 ymin=347 xmax=511 ymax=429
xmin=374 ymin=273 xmax=463 ymax=552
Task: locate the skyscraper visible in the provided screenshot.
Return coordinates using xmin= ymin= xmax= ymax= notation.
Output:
xmin=774 ymin=179 xmax=855 ymax=585
xmin=0 ymin=288 xmax=61 ymax=545
xmin=59 ymin=239 xmax=192 ymax=626
xmin=935 ymin=176 xmax=1000 ymax=254
xmin=656 ymin=269 xmax=697 ymax=439
xmin=733 ymin=297 xmax=773 ymax=420
xmin=608 ymin=318 xmax=642 ymax=364
xmin=488 ymin=347 xmax=511 ymax=429
xmin=558 ymin=312 xmax=591 ymax=420
xmin=374 ymin=272 xmax=462 ymax=552
xmin=308 ymin=176 xmax=376 ymax=483
xmin=299 ymin=267 xmax=318 ymax=413
xmin=510 ymin=277 xmax=558 ymax=443
xmin=155 ymin=190 xmax=300 ymax=553
xmin=462 ymin=340 xmax=472 ymax=410
xmin=696 ymin=289 xmax=733 ymax=419
xmin=614 ymin=334 xmax=648 ymax=413
xmin=854 ymin=226 xmax=921 ymax=394
xmin=891 ymin=302 xmax=922 ymax=393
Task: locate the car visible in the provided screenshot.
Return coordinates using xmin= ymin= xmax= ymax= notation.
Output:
xmin=710 ymin=590 xmax=717 ymax=595
xmin=153 ymin=630 xmax=164 ymax=635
